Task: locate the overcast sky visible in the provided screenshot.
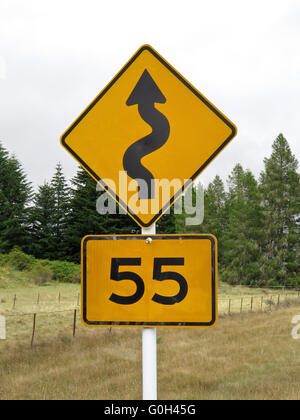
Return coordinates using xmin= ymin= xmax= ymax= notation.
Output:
xmin=0 ymin=0 xmax=299 ymax=189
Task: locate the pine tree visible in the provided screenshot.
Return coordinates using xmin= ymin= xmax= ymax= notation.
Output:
xmin=50 ymin=163 xmax=71 ymax=259
xmin=175 ymin=178 xmax=228 ymax=264
xmin=259 ymin=134 xmax=300 ymax=286
xmin=222 ymin=165 xmax=264 ymax=285
xmin=199 ymin=176 xmax=227 ymax=262
xmin=28 ymin=182 xmax=56 ymax=259
xmin=107 ymin=210 xmax=139 ymax=235
xmin=0 ymin=143 xmax=11 ymax=251
xmin=157 ymin=206 xmax=176 ymax=234
xmin=63 ymin=168 xmax=100 ymax=262
xmin=174 ymin=183 xmax=204 ymax=234
xmin=65 ymin=167 xmax=147 ymax=261
xmin=0 ymin=144 xmax=32 ymax=253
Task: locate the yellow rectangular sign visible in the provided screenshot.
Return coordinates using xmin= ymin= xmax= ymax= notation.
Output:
xmin=82 ymin=234 xmax=217 ymax=328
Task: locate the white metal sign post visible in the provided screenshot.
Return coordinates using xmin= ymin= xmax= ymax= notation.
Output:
xmin=142 ymin=224 xmax=157 ymax=400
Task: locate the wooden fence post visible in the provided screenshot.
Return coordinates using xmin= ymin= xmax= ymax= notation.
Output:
xmin=240 ymin=298 xmax=243 ymax=314
xmin=12 ymin=294 xmax=16 ymax=310
xmin=73 ymin=309 xmax=77 ymax=338
xmin=31 ymin=313 xmax=37 ymax=348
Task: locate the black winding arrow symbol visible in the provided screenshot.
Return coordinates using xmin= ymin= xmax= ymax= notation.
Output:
xmin=123 ymin=69 xmax=170 ymax=199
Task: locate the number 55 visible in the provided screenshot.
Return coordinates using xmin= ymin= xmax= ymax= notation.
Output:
xmin=109 ymin=257 xmax=188 ymax=305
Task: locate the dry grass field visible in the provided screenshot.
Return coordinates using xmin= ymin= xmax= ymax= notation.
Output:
xmin=0 ymin=278 xmax=300 ymax=400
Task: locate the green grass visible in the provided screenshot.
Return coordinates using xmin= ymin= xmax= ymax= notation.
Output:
xmin=0 ymin=274 xmax=299 ymax=400
xmin=0 ymin=305 xmax=299 ymax=400
xmin=0 ymin=282 xmax=80 ymax=313
xmin=0 ymin=263 xmax=80 ymax=313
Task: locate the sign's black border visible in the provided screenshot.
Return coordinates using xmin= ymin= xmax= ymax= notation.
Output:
xmin=61 ymin=45 xmax=236 ymax=228
xmin=82 ymin=235 xmax=217 ymax=327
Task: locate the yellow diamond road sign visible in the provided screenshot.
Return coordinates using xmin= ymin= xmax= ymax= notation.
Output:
xmin=61 ymin=45 xmax=237 ymax=228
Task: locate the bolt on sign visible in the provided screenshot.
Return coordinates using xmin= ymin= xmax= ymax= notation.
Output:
xmin=61 ymin=45 xmax=237 ymax=228
xmin=81 ymin=235 xmax=217 ymax=328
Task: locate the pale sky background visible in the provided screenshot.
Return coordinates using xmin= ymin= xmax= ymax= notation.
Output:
xmin=0 ymin=0 xmax=299 ymax=189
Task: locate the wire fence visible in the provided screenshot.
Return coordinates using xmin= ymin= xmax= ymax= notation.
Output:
xmin=2 ymin=286 xmax=299 ymax=309
xmin=1 ymin=291 xmax=300 ymax=348
xmin=219 ymin=291 xmax=300 ymax=315
xmin=2 ymin=308 xmax=77 ymax=347
xmin=3 ymin=292 xmax=81 ymax=310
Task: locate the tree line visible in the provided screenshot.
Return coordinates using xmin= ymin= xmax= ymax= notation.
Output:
xmin=0 ymin=143 xmax=175 ymax=263
xmin=0 ymin=133 xmax=299 ymax=287
xmin=180 ymin=134 xmax=300 ymax=287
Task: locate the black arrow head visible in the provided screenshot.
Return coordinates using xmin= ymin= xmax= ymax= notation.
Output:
xmin=126 ymin=69 xmax=166 ymax=106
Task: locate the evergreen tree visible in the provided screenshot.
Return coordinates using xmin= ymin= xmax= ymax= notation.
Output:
xmin=259 ymin=134 xmax=300 ymax=286
xmin=107 ymin=210 xmax=139 ymax=235
xmin=28 ymin=182 xmax=56 ymax=259
xmin=0 ymin=144 xmax=32 ymax=253
xmin=63 ymin=168 xmax=135 ymax=261
xmin=157 ymin=205 xmax=176 ymax=234
xmin=50 ymin=163 xmax=71 ymax=259
xmin=63 ymin=168 xmax=102 ymax=262
xmin=222 ymin=164 xmax=264 ymax=285
xmin=174 ymin=183 xmax=204 ymax=234
xmin=199 ymin=176 xmax=227 ymax=262
xmin=175 ymin=179 xmax=228 ymax=265
xmin=0 ymin=143 xmax=11 ymax=252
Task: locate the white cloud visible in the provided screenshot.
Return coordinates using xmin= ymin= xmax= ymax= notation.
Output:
xmin=0 ymin=0 xmax=299 ymax=188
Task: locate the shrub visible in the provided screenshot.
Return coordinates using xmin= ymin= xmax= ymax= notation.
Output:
xmin=30 ymin=263 xmax=53 ymax=286
xmin=34 ymin=260 xmax=80 ymax=283
xmin=7 ymin=247 xmax=35 ymax=271
xmin=0 ymin=248 xmax=81 ymax=284
xmin=0 ymin=254 xmax=8 ymax=267
xmin=47 ymin=260 xmax=80 ymax=283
